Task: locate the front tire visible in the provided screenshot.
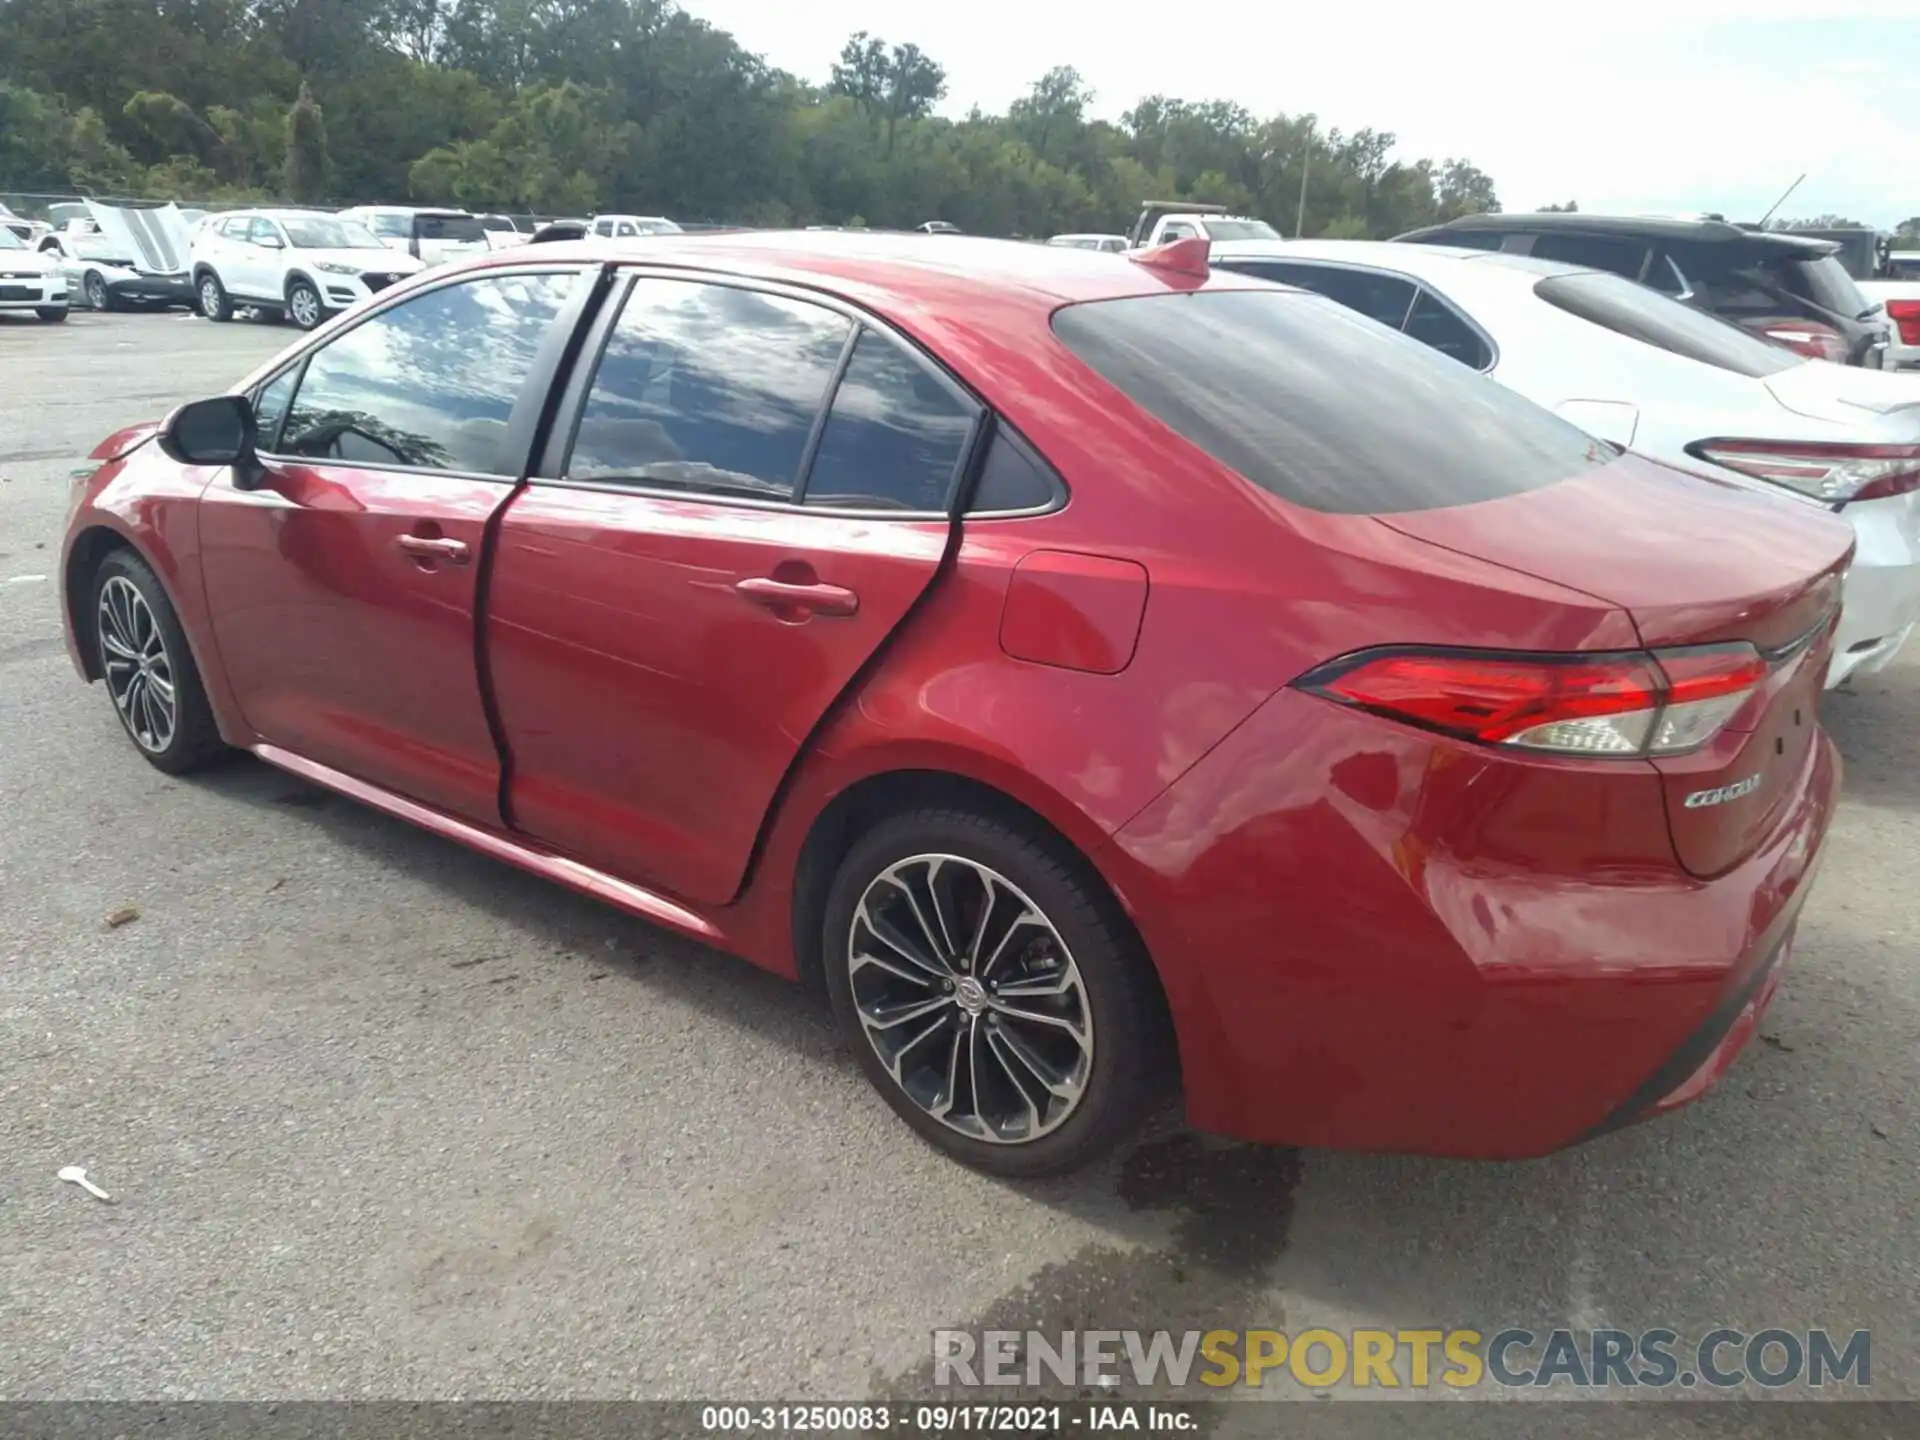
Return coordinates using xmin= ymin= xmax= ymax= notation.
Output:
xmin=35 ymin=306 xmax=67 ymax=322
xmin=84 ymin=272 xmax=114 ymax=312
xmin=821 ymin=807 xmax=1168 ymax=1176
xmin=285 ymin=278 xmax=324 ymax=331
xmin=91 ymin=550 xmax=226 ymax=775
xmin=197 ymin=272 xmax=233 ymax=322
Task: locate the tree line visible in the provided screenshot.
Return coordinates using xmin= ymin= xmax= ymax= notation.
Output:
xmin=0 ymin=0 xmax=1506 ymax=238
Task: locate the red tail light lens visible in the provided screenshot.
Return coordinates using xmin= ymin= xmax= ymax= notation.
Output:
xmin=1750 ymin=319 xmax=1849 ymax=363
xmin=1687 ymin=438 xmax=1920 ymax=504
xmin=1297 ymin=644 xmax=1768 ymax=757
xmin=1885 ymin=299 xmax=1920 ymax=347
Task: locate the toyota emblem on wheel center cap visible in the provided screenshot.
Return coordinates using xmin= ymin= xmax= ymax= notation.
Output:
xmin=954 ymin=976 xmax=988 ymax=1014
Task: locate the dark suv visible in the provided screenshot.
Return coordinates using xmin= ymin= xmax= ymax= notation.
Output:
xmin=1395 ymin=213 xmax=1891 ymax=367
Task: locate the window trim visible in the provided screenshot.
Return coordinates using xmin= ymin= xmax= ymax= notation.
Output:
xmin=244 ymin=261 xmax=604 ymax=486
xmin=533 ymin=264 xmax=1039 ymax=521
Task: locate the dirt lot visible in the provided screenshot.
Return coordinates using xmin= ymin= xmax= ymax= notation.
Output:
xmin=1 ymin=310 xmax=1915 ymax=1427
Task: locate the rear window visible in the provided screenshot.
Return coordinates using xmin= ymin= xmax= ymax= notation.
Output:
xmin=1777 ymin=254 xmax=1872 ymax=319
xmin=1050 ymin=288 xmax=1610 ymax=515
xmin=418 ymin=214 xmax=486 ymax=242
xmin=1534 ymin=271 xmax=1801 ymax=378
xmin=1205 ymin=220 xmax=1281 ymax=241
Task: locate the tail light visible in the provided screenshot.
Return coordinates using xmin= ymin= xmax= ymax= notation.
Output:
xmin=1749 ymin=319 xmax=1849 ymax=364
xmin=1885 ymin=299 xmax=1920 ymax=347
xmin=1296 ymin=643 xmax=1768 ymax=757
xmin=1686 ymin=438 xmax=1920 ymax=504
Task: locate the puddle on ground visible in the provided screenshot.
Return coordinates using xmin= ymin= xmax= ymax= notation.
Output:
xmin=872 ymin=1134 xmax=1303 ymax=1431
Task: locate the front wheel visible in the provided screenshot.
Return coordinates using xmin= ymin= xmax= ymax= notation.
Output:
xmin=84 ymin=272 xmax=114 ymax=312
xmin=197 ymin=272 xmax=233 ymax=322
xmin=35 ymin=306 xmax=67 ymax=322
xmin=285 ymin=278 xmax=324 ymax=331
xmin=821 ymin=807 xmax=1169 ymax=1176
xmin=91 ymin=550 xmax=227 ymax=774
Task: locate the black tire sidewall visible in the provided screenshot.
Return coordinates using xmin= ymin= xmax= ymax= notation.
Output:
xmin=821 ymin=807 xmax=1162 ymax=1176
xmin=91 ymin=550 xmax=224 ymax=774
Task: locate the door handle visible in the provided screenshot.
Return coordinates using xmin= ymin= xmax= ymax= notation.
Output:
xmin=396 ymin=534 xmax=470 ymax=564
xmin=734 ymin=576 xmax=860 ymax=618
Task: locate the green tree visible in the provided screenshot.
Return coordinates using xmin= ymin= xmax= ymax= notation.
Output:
xmin=283 ymin=80 xmax=332 ymax=202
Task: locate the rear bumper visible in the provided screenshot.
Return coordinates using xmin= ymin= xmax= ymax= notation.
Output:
xmin=1829 ymin=493 xmax=1920 ymax=686
xmin=1103 ymin=691 xmax=1840 ymax=1159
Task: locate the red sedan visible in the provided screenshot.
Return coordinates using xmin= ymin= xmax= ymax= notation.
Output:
xmin=61 ymin=232 xmax=1851 ymax=1174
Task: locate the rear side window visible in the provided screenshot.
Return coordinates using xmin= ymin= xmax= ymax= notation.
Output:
xmin=1534 ymin=271 xmax=1801 ymax=377
xmin=1526 ymin=232 xmax=1649 ymax=279
xmin=1221 ymin=261 xmax=1417 ymax=329
xmin=1406 ymin=229 xmax=1502 ymax=251
xmin=366 ymin=213 xmax=409 ymax=239
xmin=565 ymin=277 xmax=850 ymax=499
xmin=1403 ymin=291 xmax=1493 ymax=369
xmin=418 ymin=214 xmax=485 ymax=243
xmin=802 ymin=330 xmax=978 ymax=512
xmin=1052 ymin=288 xmax=1608 ymax=515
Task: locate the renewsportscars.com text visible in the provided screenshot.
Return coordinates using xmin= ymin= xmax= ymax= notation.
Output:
xmin=932 ymin=1327 xmax=1872 ymax=1391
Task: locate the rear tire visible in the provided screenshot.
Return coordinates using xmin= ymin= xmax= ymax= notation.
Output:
xmin=197 ymin=272 xmax=233 ymax=322
xmin=35 ymin=306 xmax=67 ymax=322
xmin=821 ymin=806 xmax=1168 ymax=1176
xmin=90 ymin=550 xmax=227 ymax=775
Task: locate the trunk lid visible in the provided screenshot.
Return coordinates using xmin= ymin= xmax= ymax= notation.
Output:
xmin=1378 ymin=453 xmax=1851 ymax=877
xmin=1763 ymin=360 xmax=1920 ymax=424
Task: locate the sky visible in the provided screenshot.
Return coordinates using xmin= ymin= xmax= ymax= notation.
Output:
xmin=680 ymin=0 xmax=1920 ymax=228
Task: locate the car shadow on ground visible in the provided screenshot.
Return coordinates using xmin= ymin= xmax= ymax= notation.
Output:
xmin=1822 ymin=669 xmax=1920 ymax=810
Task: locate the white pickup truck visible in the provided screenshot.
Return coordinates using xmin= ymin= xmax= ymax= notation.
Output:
xmin=1863 ymin=250 xmax=1920 ymax=371
xmin=1127 ymin=201 xmax=1283 ymax=248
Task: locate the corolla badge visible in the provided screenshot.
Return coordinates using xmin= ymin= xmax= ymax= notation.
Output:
xmin=1684 ymin=774 xmax=1763 ymax=809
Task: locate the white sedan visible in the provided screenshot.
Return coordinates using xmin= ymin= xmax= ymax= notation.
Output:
xmin=0 ymin=225 xmax=67 ymax=320
xmin=1210 ymin=238 xmax=1920 ymax=689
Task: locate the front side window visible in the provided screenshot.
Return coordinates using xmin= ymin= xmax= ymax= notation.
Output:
xmin=366 ymin=213 xmax=410 ymax=239
xmin=1534 ymin=271 xmax=1801 ymax=377
xmin=1526 ymin=232 xmax=1649 ymax=279
xmin=249 ymin=218 xmax=283 ymax=247
xmin=802 ymin=330 xmax=978 ymax=511
xmin=565 ymin=278 xmax=850 ymax=500
xmin=1053 ymin=287 xmax=1609 ymax=515
xmin=253 ymin=369 xmax=300 ymax=450
xmin=276 ymin=271 xmax=581 ymax=473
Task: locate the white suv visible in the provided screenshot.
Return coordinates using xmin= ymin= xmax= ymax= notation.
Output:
xmin=586 ymin=214 xmax=684 ymax=240
xmin=191 ymin=210 xmax=424 ymax=329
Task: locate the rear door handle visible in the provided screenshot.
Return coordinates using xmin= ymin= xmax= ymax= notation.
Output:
xmin=396 ymin=534 xmax=471 ymax=564
xmin=734 ymin=576 xmax=860 ymax=618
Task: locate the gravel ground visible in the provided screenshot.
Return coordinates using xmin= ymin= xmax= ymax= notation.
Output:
xmin=1 ymin=311 xmax=1915 ymax=1428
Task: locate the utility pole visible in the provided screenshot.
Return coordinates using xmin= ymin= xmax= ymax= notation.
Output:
xmin=1295 ymin=122 xmax=1312 ymax=239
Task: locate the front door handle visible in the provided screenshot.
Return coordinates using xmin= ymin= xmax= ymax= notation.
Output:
xmin=396 ymin=534 xmax=471 ymax=564
xmin=734 ymin=576 xmax=860 ymax=618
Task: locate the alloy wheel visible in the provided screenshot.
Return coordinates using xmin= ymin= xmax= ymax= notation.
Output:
xmin=199 ymin=278 xmax=221 ymax=316
xmin=288 ymin=285 xmax=320 ymax=328
xmin=85 ymin=272 xmax=107 ymax=310
xmin=97 ymin=575 xmax=177 ymax=754
xmin=846 ymin=854 xmax=1094 ymax=1144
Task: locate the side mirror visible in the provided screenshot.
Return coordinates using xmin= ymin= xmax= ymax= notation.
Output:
xmin=159 ymin=395 xmax=265 ymax=486
xmin=258 ymin=234 xmax=284 ymax=249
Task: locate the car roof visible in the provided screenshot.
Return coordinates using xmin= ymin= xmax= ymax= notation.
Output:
xmin=477 ymin=229 xmax=1266 ymax=311
xmin=1211 ymin=237 xmax=1590 ymax=282
xmin=1399 ymin=211 xmax=1839 ymax=256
